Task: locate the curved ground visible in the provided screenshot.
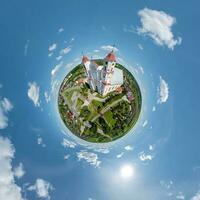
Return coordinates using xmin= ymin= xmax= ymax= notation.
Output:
xmin=58 ymin=61 xmax=142 ymax=143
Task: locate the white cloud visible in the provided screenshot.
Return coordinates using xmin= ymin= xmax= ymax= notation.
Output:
xmin=191 ymin=191 xmax=200 ymax=200
xmin=28 ymin=82 xmax=40 ymax=107
xmin=176 ymin=192 xmax=185 ymax=200
xmin=28 ymin=179 xmax=53 ymax=200
xmin=56 ymin=55 xmax=62 ymax=61
xmin=44 ymin=92 xmax=51 ymax=103
xmin=93 ymin=148 xmax=110 ymax=154
xmin=61 ymin=138 xmax=76 ymax=149
xmin=1 ymin=98 xmax=13 ymax=112
xmin=60 ymin=46 xmax=71 ymax=55
xmin=24 ymin=39 xmax=30 ymax=56
xmin=142 ymin=120 xmax=148 ymax=127
xmin=48 ymin=43 xmax=57 ymax=52
xmin=116 ymin=152 xmax=124 ymax=158
xmin=51 ymin=61 xmax=63 ymax=77
xmin=77 ymin=150 xmax=101 ymax=168
xmin=101 ymin=45 xmax=119 ymax=52
xmin=137 ymin=8 xmax=182 ymax=50
xmin=157 ymin=76 xmax=169 ymax=104
xmin=48 ymin=52 xmax=53 ymax=57
xmin=64 ymin=155 xmax=70 ymax=160
xmin=152 ymin=106 xmax=156 ymax=112
xmin=139 ymin=151 xmax=153 ymax=161
xmin=149 ymin=144 xmax=154 ymax=151
xmin=37 ymin=137 xmax=46 ymax=148
xmin=124 ymin=145 xmax=134 ymax=151
xmin=58 ymin=27 xmax=64 ymax=33
xmin=0 ymin=98 xmax=13 ymax=129
xmin=0 ymin=136 xmax=23 ymax=200
xmin=14 ymin=163 xmax=25 ymax=179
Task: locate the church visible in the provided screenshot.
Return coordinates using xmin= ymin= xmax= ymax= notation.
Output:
xmin=82 ymin=51 xmax=123 ymax=96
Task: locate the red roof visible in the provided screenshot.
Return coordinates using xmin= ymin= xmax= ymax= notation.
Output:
xmin=82 ymin=56 xmax=89 ymax=63
xmin=105 ymin=52 xmax=116 ymax=62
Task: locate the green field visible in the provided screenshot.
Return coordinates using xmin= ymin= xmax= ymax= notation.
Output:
xmin=58 ymin=60 xmax=142 ymax=143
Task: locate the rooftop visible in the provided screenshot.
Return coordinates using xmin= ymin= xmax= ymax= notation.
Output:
xmin=82 ymin=56 xmax=89 ymax=63
xmin=105 ymin=51 xmax=116 ymax=62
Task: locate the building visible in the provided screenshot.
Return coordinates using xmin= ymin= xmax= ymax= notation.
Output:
xmin=82 ymin=51 xmax=123 ymax=96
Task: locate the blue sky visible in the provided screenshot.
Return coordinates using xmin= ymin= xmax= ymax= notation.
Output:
xmin=0 ymin=0 xmax=200 ymax=200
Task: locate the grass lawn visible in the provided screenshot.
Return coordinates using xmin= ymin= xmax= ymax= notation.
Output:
xmin=85 ymin=104 xmax=98 ymax=121
xmin=103 ymin=110 xmax=116 ymax=128
xmin=92 ymin=100 xmax=103 ymax=108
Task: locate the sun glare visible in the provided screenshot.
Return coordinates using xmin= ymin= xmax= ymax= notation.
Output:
xmin=120 ymin=164 xmax=134 ymax=179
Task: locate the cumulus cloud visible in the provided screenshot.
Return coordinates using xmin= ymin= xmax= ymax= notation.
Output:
xmin=124 ymin=145 xmax=134 ymax=151
xmin=64 ymin=155 xmax=70 ymax=160
xmin=149 ymin=144 xmax=154 ymax=151
xmin=93 ymin=148 xmax=110 ymax=154
xmin=14 ymin=163 xmax=25 ymax=179
xmin=101 ymin=45 xmax=119 ymax=52
xmin=1 ymin=98 xmax=13 ymax=112
xmin=191 ymin=191 xmax=200 ymax=200
xmin=56 ymin=55 xmax=62 ymax=61
xmin=77 ymin=150 xmax=101 ymax=168
xmin=176 ymin=192 xmax=185 ymax=200
xmin=37 ymin=137 xmax=46 ymax=148
xmin=58 ymin=27 xmax=64 ymax=33
xmin=139 ymin=151 xmax=153 ymax=161
xmin=0 ymin=136 xmax=24 ymax=200
xmin=48 ymin=52 xmax=53 ymax=57
xmin=61 ymin=138 xmax=76 ymax=149
xmin=28 ymin=179 xmax=53 ymax=200
xmin=48 ymin=43 xmax=57 ymax=52
xmin=116 ymin=152 xmax=124 ymax=158
xmin=157 ymin=76 xmax=169 ymax=104
xmin=137 ymin=8 xmax=182 ymax=49
xmin=0 ymin=97 xmax=13 ymax=129
xmin=28 ymin=82 xmax=40 ymax=107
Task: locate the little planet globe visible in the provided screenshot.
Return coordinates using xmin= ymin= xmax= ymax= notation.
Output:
xmin=58 ymin=51 xmax=142 ymax=143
